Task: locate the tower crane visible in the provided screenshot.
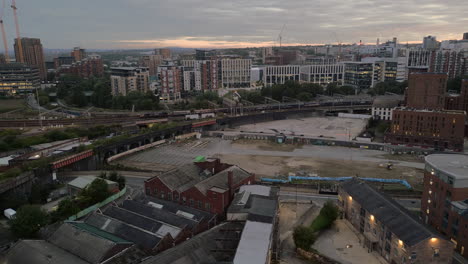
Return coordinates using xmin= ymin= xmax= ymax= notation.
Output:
xmin=278 ymin=24 xmax=286 ymax=47
xmin=0 ymin=0 xmax=9 ymax=63
xmin=11 ymin=0 xmax=23 ymax=63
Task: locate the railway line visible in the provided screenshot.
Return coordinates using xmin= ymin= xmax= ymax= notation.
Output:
xmin=0 ymin=98 xmax=373 ymax=128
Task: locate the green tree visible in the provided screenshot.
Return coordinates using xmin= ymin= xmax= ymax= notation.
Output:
xmin=293 ymin=226 xmax=316 ymax=250
xmin=78 ymin=178 xmax=111 ymax=206
xmin=320 ymin=201 xmax=339 ymax=223
xmin=50 ymin=198 xmax=81 ymax=222
xmin=116 ymin=175 xmax=126 ymax=190
xmin=9 ymin=205 xmax=49 ymax=238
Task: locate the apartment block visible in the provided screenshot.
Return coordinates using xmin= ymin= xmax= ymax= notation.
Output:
xmin=263 ymin=65 xmax=300 ymax=87
xmin=299 ymin=63 xmax=344 ymax=85
xmin=159 ymin=65 xmax=183 ymax=101
xmin=14 ymin=38 xmax=46 ymax=80
xmin=0 ymin=63 xmax=41 ymax=93
xmin=406 ymin=73 xmax=447 ymax=110
xmin=110 ymin=67 xmax=149 ymax=96
xmin=421 ymin=154 xmax=468 ymax=257
xmin=339 ymin=179 xmax=453 ymax=264
xmin=220 ymin=59 xmax=251 ymax=88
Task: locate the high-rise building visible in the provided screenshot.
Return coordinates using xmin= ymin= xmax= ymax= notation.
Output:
xmin=56 ymin=55 xmax=104 ymax=79
xmin=54 ymin=56 xmax=75 ymax=68
xmin=430 ymin=50 xmax=465 ymax=79
xmin=406 ymin=73 xmax=447 ymax=110
xmin=110 ymin=67 xmax=149 ymax=96
xmin=195 ymin=49 xmax=216 ymax=60
xmin=463 ymin=32 xmax=468 ymax=40
xmin=140 ymin=55 xmax=163 ymax=76
xmin=154 ymin=48 xmax=171 ymax=59
xmin=220 ymin=59 xmax=251 ymax=88
xmin=159 ymin=65 xmax=183 ymax=101
xmin=421 ymin=154 xmax=468 ymax=258
xmin=423 ymin=36 xmax=438 ymax=49
xmin=0 ymin=63 xmax=41 ymax=93
xmin=71 ymin=47 xmax=86 ymax=62
xmin=14 ymin=38 xmax=46 ymax=80
xmin=343 ymin=62 xmax=374 ymax=92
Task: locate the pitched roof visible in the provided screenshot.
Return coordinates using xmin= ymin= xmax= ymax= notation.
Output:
xmin=195 ymin=166 xmax=252 ymax=195
xmin=144 ymin=196 xmax=215 ymax=222
xmin=104 ymin=205 xmax=182 ymax=238
xmin=233 ymin=221 xmax=273 ymax=264
xmin=341 ymin=179 xmax=439 ymax=246
xmin=121 ymin=199 xmax=197 ymax=231
xmin=67 ymin=176 xmax=116 ymax=190
xmin=2 ymin=240 xmax=89 ymax=264
xmin=156 ymin=164 xmax=203 ymax=192
xmin=48 ymin=222 xmax=123 ymax=264
xmin=85 ymin=213 xmax=164 ymax=250
xmin=140 ymin=222 xmax=245 ymax=264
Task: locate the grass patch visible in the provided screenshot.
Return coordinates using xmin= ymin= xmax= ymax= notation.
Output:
xmin=0 ymin=99 xmax=25 ymax=113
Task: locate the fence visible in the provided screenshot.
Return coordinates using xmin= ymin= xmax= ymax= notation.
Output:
xmin=67 ymin=187 xmax=127 ymax=221
xmin=261 ymin=176 xmax=413 ymax=189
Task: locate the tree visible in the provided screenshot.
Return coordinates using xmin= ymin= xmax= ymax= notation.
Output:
xmin=293 ymin=226 xmax=316 ymax=250
xmin=320 ymin=201 xmax=339 ymax=223
xmin=78 ymin=178 xmax=111 ymax=206
xmin=108 ymin=171 xmax=118 ymax=182
xmin=9 ymin=205 xmax=49 ymax=238
xmin=116 ymin=175 xmax=126 ymax=190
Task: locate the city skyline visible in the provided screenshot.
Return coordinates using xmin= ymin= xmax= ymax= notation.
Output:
xmin=0 ymin=0 xmax=465 ymax=49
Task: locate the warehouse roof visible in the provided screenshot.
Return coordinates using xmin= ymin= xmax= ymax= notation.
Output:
xmin=143 ymin=196 xmax=216 ymax=223
xmin=84 ymin=213 xmax=165 ymax=250
xmin=157 ymin=164 xmax=203 ymax=192
xmin=195 ymin=166 xmax=252 ymax=195
xmin=341 ymin=179 xmax=440 ymax=246
xmin=103 ymin=205 xmax=182 ymax=238
xmin=48 ymin=222 xmax=128 ymax=264
xmin=67 ymin=176 xmax=116 ymax=190
xmin=2 ymin=240 xmax=89 ymax=264
xmin=233 ymin=221 xmax=273 ymax=264
xmin=140 ymin=222 xmax=245 ymax=264
xmin=120 ymin=199 xmax=198 ymax=231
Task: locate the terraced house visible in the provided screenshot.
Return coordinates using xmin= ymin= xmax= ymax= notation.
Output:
xmin=339 ymin=179 xmax=453 ymax=264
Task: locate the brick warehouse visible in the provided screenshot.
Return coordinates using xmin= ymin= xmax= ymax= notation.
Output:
xmin=421 ymin=154 xmax=468 ymax=258
xmin=384 ymin=108 xmax=465 ymax=151
xmin=144 ymin=158 xmax=255 ymax=215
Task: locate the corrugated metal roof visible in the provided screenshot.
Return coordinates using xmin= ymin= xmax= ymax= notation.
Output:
xmin=233 ymin=221 xmax=273 ymax=264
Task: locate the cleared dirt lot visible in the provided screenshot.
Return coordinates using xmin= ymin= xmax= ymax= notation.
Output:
xmin=233 ymin=116 xmax=368 ymax=140
xmin=116 ymin=137 xmax=424 ymax=190
xmin=215 ymin=153 xmax=423 ymax=189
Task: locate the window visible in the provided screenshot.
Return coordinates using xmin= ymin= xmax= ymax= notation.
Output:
xmin=182 ymin=196 xmax=186 ymax=205
xmin=433 ymin=248 xmax=440 ymax=257
xmin=154 ymin=188 xmax=158 ymax=196
xmin=386 ymin=230 xmax=392 ymax=241
xmin=205 ymin=203 xmax=211 ymax=210
xmin=410 ymin=252 xmax=417 ymax=260
xmin=198 ymin=201 xmax=202 ymax=208
xmin=385 ymin=242 xmax=391 ymax=253
xmin=190 ymin=199 xmax=194 ymax=207
xmin=174 ymin=193 xmax=179 ymax=201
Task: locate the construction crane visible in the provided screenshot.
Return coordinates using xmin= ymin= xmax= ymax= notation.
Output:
xmin=278 ymin=24 xmax=286 ymax=47
xmin=0 ymin=0 xmax=9 ymax=63
xmin=11 ymin=0 xmax=23 ymax=63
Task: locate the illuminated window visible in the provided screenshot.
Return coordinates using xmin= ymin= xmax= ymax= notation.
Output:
xmin=427 ymin=209 xmax=430 ymax=214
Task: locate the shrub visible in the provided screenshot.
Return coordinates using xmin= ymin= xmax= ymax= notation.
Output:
xmin=9 ymin=205 xmax=49 ymax=238
xmin=293 ymin=226 xmax=316 ymax=250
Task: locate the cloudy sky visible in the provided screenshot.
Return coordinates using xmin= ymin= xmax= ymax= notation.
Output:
xmin=4 ymin=0 xmax=468 ymax=49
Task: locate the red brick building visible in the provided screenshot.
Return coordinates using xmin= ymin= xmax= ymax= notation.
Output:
xmin=144 ymin=158 xmax=255 ymax=216
xmin=421 ymin=154 xmax=468 ymax=257
xmin=406 ymin=73 xmax=447 ymax=110
xmin=56 ymin=56 xmax=104 ymax=78
xmin=385 ymin=109 xmax=465 ymax=151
